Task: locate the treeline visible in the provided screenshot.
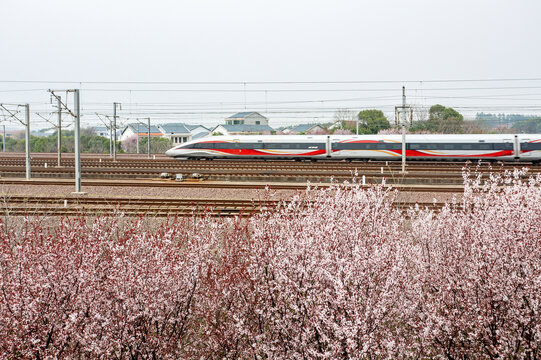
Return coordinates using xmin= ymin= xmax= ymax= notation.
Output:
xmin=335 ymin=106 xmax=540 ymax=135
xmin=337 ymin=105 xmax=469 ymax=134
xmin=476 ymin=112 xmax=541 ymax=133
xmin=0 ymin=128 xmax=173 ymax=154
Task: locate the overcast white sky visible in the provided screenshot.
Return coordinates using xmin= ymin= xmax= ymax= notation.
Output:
xmin=1 ymin=0 xmax=540 ymax=129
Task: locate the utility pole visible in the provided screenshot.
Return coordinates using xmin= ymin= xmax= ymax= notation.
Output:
xmin=74 ymin=89 xmax=81 ymax=193
xmin=136 ymin=123 xmax=140 ymax=154
xmin=401 ymin=86 xmax=406 ymax=174
xmin=95 ymin=113 xmax=113 ymax=157
xmin=24 ymin=104 xmax=30 ymax=180
xmin=113 ymin=102 xmax=121 ymax=161
xmin=49 ymin=89 xmax=85 ymax=194
xmin=135 ymin=117 xmax=151 ymax=158
xmin=394 ymin=87 xmax=412 ymax=174
xmin=2 ymin=124 xmax=5 ymax=152
xmin=57 ymin=95 xmax=62 ymax=166
xmin=109 ymin=117 xmax=113 ymax=157
xmin=147 ymin=117 xmax=151 ymax=159
xmin=1 ymin=104 xmax=31 ymax=179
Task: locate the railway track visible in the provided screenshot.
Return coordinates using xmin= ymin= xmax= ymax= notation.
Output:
xmin=1 ymin=158 xmax=538 ymax=172
xmin=1 ymin=154 xmax=538 ymax=187
xmin=0 ymin=178 xmax=465 ymax=192
xmin=0 ymin=194 xmax=446 ymax=217
xmin=1 ymin=161 xmax=538 ymax=185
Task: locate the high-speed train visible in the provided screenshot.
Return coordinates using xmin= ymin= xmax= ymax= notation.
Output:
xmin=165 ymin=134 xmax=541 ymax=162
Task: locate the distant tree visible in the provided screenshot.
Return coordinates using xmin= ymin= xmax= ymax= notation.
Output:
xmin=122 ymin=135 xmax=138 ymax=153
xmin=460 ymin=120 xmax=492 ymax=134
xmin=1 ymin=128 xmax=111 ymax=153
xmin=357 ymin=109 xmax=391 ymax=134
xmin=333 ymin=108 xmax=357 ymax=130
xmin=475 ymin=112 xmax=537 ymax=129
xmin=332 ymin=128 xmax=354 ymax=135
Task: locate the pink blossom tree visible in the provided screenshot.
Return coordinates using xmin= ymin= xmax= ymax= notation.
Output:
xmin=1 ymin=169 xmax=540 ymax=358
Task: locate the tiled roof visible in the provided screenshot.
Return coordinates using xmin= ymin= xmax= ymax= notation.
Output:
xmin=125 ymin=123 xmax=162 ymax=135
xmin=186 ymin=124 xmax=209 ymax=131
xmin=159 ymin=123 xmax=191 ymax=134
xmin=291 ymin=124 xmax=321 ymax=132
xmin=227 ymin=111 xmax=266 ymax=119
xmin=192 ymin=131 xmax=210 ymax=140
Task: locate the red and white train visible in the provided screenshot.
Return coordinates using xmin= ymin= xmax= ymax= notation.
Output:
xmin=165 ymin=134 xmax=541 ymax=162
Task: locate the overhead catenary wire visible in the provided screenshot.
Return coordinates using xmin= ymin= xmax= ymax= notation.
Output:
xmin=2 ymin=78 xmax=541 ymax=130
xmin=2 ymin=77 xmax=541 ymax=84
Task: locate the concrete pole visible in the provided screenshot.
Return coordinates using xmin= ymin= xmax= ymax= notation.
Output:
xmin=109 ymin=118 xmax=112 ymax=157
xmin=25 ymin=104 xmax=31 ymax=180
xmin=113 ymin=103 xmax=117 ymax=161
xmin=2 ymin=124 xmax=5 ymax=152
xmin=74 ymin=89 xmax=82 ymax=193
xmin=147 ymin=118 xmax=151 ymax=159
xmin=356 ymin=118 xmax=359 ymax=135
xmin=57 ymin=96 xmax=62 ymax=167
xmin=401 ymin=86 xmax=407 ymax=174
xmin=136 ymin=123 xmax=139 ymax=154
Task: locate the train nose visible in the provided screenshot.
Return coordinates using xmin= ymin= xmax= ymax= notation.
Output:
xmin=165 ymin=149 xmax=175 ymax=157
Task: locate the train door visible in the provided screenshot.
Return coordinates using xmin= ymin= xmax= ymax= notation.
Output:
xmin=326 ymin=136 xmax=331 ymax=157
xmin=503 ymin=138 xmax=515 ymax=159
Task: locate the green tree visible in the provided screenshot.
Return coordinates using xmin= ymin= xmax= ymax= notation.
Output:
xmin=356 ymin=109 xmax=391 ymax=134
xmin=411 ymin=104 xmax=464 ymax=133
xmin=139 ymin=137 xmax=173 ymax=153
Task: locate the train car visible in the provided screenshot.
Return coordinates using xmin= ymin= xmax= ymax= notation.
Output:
xmin=165 ymin=134 xmax=541 ymax=162
xmin=165 ymin=135 xmax=329 ymax=160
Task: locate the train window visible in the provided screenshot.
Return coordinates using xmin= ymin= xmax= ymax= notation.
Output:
xmin=521 ymin=142 xmax=541 ymax=150
xmin=479 ymin=144 xmax=491 ymax=150
xmin=443 ymin=144 xmax=455 ymax=150
xmin=409 ymin=144 xmax=420 ymax=150
xmin=192 ymin=143 xmax=212 ymax=149
xmin=461 ymin=144 xmax=473 ymax=150
xmin=214 ymin=143 xmax=234 ymax=149
xmin=264 ymin=142 xmax=324 ymax=149
xmin=493 ymin=143 xmax=513 ymax=150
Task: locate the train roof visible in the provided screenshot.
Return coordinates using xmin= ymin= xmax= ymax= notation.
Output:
xmin=190 ymin=134 xmax=541 ymax=143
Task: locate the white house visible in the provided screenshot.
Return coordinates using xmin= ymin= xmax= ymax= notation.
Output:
xmin=120 ymin=123 xmax=163 ymax=142
xmin=157 ymin=123 xmax=211 ymax=145
xmin=225 ymin=112 xmax=269 ymax=126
